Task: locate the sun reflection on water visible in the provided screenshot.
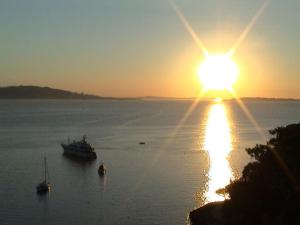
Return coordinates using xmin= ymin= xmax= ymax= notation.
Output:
xmin=204 ymin=103 xmax=233 ymax=203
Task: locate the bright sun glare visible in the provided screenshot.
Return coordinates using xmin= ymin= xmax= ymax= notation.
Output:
xmin=198 ymin=54 xmax=238 ymax=91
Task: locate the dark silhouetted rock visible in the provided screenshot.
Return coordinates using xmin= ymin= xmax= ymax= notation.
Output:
xmin=190 ymin=122 xmax=300 ymax=225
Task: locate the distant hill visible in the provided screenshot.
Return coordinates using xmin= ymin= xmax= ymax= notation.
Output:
xmin=235 ymin=97 xmax=300 ymax=101
xmin=0 ymin=86 xmax=104 ymax=99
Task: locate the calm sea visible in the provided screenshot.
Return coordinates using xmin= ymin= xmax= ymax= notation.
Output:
xmin=0 ymin=100 xmax=299 ymax=225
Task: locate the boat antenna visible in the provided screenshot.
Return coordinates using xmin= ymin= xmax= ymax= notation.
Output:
xmin=44 ymin=157 xmax=47 ymax=182
xmin=44 ymin=157 xmax=50 ymax=183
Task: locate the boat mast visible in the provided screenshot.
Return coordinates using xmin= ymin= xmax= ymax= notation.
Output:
xmin=44 ymin=157 xmax=47 ymax=183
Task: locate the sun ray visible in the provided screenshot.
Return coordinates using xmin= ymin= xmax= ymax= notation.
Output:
xmin=230 ymin=89 xmax=300 ymax=191
xmin=168 ymin=0 xmax=209 ymax=57
xmin=229 ymin=0 xmax=271 ymax=56
xmin=124 ymin=91 xmax=207 ymax=199
xmin=168 ymin=90 xmax=206 ymax=137
xmin=230 ymin=89 xmax=267 ymax=142
xmin=167 ymin=0 xmax=300 ymax=197
xmin=153 ymin=89 xmax=207 ymax=157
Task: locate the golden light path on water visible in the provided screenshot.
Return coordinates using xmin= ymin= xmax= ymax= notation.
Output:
xmin=204 ymin=103 xmax=233 ymax=203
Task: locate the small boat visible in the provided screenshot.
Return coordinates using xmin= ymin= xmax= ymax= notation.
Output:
xmin=61 ymin=135 xmax=97 ymax=160
xmin=98 ymin=163 xmax=106 ymax=176
xmin=139 ymin=142 xmax=146 ymax=145
xmin=36 ymin=157 xmax=50 ymax=194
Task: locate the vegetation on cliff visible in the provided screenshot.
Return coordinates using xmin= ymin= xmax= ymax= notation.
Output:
xmin=191 ymin=123 xmax=300 ymax=225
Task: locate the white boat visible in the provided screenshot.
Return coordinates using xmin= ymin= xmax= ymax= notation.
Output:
xmin=61 ymin=135 xmax=97 ymax=160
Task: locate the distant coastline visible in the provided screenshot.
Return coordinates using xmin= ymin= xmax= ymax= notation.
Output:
xmin=142 ymin=96 xmax=300 ymax=101
xmin=0 ymin=86 xmax=137 ymax=100
xmin=233 ymin=97 xmax=300 ymax=102
xmin=0 ymin=85 xmax=298 ymax=101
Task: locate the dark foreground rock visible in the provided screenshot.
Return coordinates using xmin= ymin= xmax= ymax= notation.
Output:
xmin=190 ymin=201 xmax=228 ymax=225
xmin=190 ymin=197 xmax=300 ymax=225
xmin=190 ymin=123 xmax=300 ymax=225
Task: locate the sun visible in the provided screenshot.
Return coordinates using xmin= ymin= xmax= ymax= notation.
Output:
xmin=198 ymin=54 xmax=238 ymax=91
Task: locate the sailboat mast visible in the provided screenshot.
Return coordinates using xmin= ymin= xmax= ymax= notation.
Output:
xmin=44 ymin=157 xmax=47 ymax=182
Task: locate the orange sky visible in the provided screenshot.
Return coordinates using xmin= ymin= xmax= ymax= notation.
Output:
xmin=1 ymin=0 xmax=299 ymax=98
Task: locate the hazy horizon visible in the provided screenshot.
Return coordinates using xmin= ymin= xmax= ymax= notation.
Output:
xmin=1 ymin=84 xmax=300 ymax=100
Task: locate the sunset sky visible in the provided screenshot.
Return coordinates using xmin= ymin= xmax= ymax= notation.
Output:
xmin=1 ymin=0 xmax=299 ymax=98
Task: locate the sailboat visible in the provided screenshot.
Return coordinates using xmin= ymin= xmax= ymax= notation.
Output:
xmin=36 ymin=157 xmax=50 ymax=194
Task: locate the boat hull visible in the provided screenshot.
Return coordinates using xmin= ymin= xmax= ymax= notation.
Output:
xmin=98 ymin=165 xmax=106 ymax=176
xmin=36 ymin=182 xmax=50 ymax=194
xmin=62 ymin=144 xmax=97 ymax=160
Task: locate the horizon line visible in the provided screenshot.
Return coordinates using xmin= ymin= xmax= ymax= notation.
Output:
xmin=0 ymin=85 xmax=299 ymax=101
